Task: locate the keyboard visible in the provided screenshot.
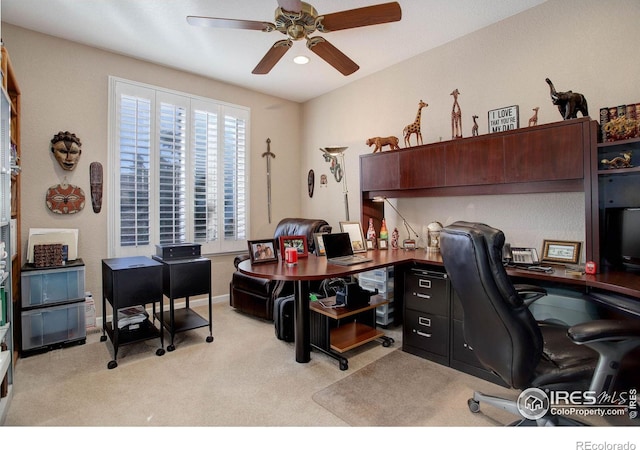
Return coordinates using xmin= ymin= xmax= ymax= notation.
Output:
xmin=327 ymin=255 xmax=372 ymax=266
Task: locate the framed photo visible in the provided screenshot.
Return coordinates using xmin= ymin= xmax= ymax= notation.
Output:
xmin=313 ymin=232 xmax=328 ymax=256
xmin=279 ymin=235 xmax=308 ymax=258
xmin=248 ymin=239 xmax=278 ymax=264
xmin=541 ymin=240 xmax=582 ymax=265
xmin=340 ymin=221 xmax=367 ymax=253
xmin=378 ymin=238 xmax=388 ymax=250
xmin=366 ymin=239 xmax=376 ymax=250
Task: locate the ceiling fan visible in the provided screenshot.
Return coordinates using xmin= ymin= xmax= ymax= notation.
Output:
xmin=187 ymin=1 xmax=402 ymax=76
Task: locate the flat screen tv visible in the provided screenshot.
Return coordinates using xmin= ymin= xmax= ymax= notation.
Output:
xmin=604 ymin=207 xmax=640 ymax=270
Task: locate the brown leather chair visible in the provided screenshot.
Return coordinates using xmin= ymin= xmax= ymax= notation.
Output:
xmin=229 ymin=218 xmax=332 ymax=320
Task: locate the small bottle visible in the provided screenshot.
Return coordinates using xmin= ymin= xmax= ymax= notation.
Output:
xmin=366 ymin=218 xmax=377 ymax=249
xmin=380 ymin=218 xmax=389 ymax=240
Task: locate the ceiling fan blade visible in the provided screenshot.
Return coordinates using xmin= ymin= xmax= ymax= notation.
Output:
xmin=306 ymin=37 xmax=359 ymax=76
xmin=187 ymin=16 xmax=275 ymax=32
xmin=277 ymin=0 xmax=302 ymax=13
xmin=317 ymin=2 xmax=402 ymax=32
xmin=252 ymin=40 xmax=293 ymax=74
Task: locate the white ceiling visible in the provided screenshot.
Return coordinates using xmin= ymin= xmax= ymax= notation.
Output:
xmin=1 ymin=0 xmax=546 ymax=103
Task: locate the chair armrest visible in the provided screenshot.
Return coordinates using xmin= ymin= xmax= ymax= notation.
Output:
xmin=568 ymin=319 xmax=640 ymax=344
xmin=234 ymin=253 xmax=250 ymax=268
xmin=514 ymin=283 xmax=547 ymax=306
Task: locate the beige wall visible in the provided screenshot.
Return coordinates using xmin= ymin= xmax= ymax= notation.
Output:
xmin=301 ymin=0 xmax=640 ymax=255
xmin=1 ymin=23 xmax=303 ymax=318
xmin=2 ymin=0 xmax=640 ymax=319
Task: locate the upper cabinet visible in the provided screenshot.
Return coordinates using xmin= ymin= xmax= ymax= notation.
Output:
xmin=360 ymin=117 xmax=598 ymax=261
xmin=503 ymin=120 xmax=586 ymax=183
xmin=360 ymin=117 xmax=596 ymax=197
xmin=360 ymin=150 xmax=400 ymax=192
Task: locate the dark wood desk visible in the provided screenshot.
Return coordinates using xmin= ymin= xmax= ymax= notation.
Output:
xmin=239 ymin=249 xmax=640 ymax=364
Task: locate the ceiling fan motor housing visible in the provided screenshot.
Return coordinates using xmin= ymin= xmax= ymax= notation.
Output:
xmin=275 ymin=2 xmax=318 ymax=40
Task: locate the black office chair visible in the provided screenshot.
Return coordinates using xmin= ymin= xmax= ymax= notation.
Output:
xmin=440 ymin=221 xmax=640 ymax=426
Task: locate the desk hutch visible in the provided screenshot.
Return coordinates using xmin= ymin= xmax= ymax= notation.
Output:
xmin=359 ymin=117 xmax=640 ymax=382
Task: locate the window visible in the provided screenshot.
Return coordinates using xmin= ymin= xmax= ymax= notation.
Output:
xmin=108 ymin=77 xmax=249 ymax=257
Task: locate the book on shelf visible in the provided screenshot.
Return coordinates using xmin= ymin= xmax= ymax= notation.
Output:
xmin=600 ymin=107 xmax=610 ymax=141
xmin=0 ymin=286 xmax=5 ymax=327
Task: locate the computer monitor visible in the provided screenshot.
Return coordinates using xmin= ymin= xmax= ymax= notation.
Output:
xmin=603 ymin=207 xmax=640 ymax=271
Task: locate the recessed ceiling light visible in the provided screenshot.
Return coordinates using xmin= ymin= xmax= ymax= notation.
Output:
xmin=293 ymin=55 xmax=309 ymax=65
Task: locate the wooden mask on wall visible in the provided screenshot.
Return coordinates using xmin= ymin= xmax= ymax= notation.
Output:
xmin=50 ymin=131 xmax=82 ymax=171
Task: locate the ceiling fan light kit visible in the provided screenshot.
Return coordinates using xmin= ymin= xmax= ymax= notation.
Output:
xmin=187 ymin=1 xmax=401 ymax=75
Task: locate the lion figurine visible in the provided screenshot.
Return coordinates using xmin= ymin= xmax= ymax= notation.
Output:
xmin=366 ymin=136 xmax=400 ymax=153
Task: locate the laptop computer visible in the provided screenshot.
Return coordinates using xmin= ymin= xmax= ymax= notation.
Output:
xmin=322 ymin=232 xmax=372 ymax=266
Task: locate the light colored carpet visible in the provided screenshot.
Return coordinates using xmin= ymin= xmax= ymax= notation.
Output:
xmin=5 ymin=299 xmax=633 ymax=442
xmin=5 ymin=300 xmax=402 ymax=427
xmin=312 ymin=349 xmax=516 ymax=427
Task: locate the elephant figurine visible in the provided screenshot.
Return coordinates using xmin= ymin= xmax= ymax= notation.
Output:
xmin=545 ymin=78 xmax=589 ymax=120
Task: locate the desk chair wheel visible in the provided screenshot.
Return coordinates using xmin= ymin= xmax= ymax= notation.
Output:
xmin=339 ymin=358 xmax=348 ymax=371
xmin=156 ymin=348 xmax=166 ymax=356
xmin=206 ymin=336 xmax=214 ymax=343
xmin=100 ymin=335 xmax=107 ymax=342
xmin=167 ymin=344 xmax=175 ymax=352
xmin=108 ymin=360 xmax=118 ymax=370
xmin=468 ymin=398 xmax=481 ymax=413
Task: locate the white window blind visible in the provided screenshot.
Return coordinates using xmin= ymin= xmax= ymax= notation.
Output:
xmin=108 ymin=77 xmax=249 ymax=257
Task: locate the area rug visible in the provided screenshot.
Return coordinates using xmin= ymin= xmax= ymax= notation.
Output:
xmin=312 ymin=349 xmax=517 ymax=427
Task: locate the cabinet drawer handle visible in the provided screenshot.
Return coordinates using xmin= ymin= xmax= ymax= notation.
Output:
xmin=418 ymin=317 xmax=431 ymax=327
xmin=418 ymin=279 xmax=431 ymax=289
xmin=416 ymin=330 xmax=432 ymax=338
xmin=415 ymin=292 xmax=431 ymax=299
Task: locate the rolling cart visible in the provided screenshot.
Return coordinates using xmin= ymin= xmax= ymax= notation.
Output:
xmin=101 ymin=256 xmax=165 ymax=369
xmin=152 ymin=256 xmax=213 ymax=351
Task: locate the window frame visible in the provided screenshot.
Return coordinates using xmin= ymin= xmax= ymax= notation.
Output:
xmin=107 ymin=76 xmax=250 ymax=258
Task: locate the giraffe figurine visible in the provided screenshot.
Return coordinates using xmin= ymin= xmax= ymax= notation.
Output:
xmin=471 ymin=115 xmax=479 ymax=137
xmin=403 ymin=100 xmax=428 ymax=147
xmin=528 ymin=107 xmax=540 ymax=127
xmin=451 ymin=89 xmax=462 ymax=139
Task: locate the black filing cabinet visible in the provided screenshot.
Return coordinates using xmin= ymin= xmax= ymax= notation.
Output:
xmin=402 ymin=263 xmax=507 ymax=387
xmin=402 ymin=266 xmax=450 ymax=366
xmin=152 ymin=256 xmax=213 ymax=351
xmin=450 ymin=290 xmax=507 ymax=386
xmin=101 ymin=256 xmax=165 ymax=369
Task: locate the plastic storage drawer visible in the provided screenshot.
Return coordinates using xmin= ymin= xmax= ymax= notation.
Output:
xmin=359 ymin=276 xmax=394 ymax=298
xmin=376 ymin=302 xmax=394 ymax=326
xmin=22 ymin=264 xmax=85 ymax=307
xmin=21 ymin=301 xmax=86 ymax=351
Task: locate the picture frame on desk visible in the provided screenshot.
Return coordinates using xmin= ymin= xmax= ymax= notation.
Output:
xmin=340 ymin=221 xmax=367 ymax=253
xmin=313 ymin=232 xmax=328 ymax=256
xmin=541 ymin=239 xmax=581 ymax=265
xmin=279 ymin=235 xmax=308 ymax=258
xmin=248 ymin=239 xmax=278 ymax=264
